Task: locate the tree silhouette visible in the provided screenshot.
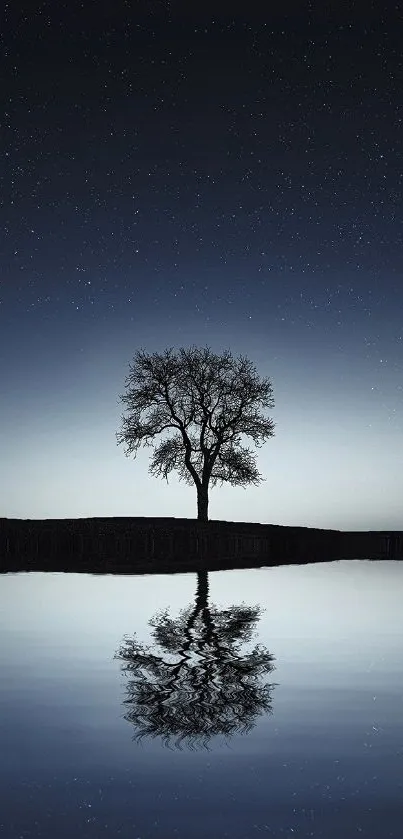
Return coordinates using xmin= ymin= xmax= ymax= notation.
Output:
xmin=116 ymin=346 xmax=275 ymax=520
xmin=115 ymin=570 xmax=276 ymax=749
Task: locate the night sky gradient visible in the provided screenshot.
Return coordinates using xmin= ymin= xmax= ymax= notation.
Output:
xmin=2 ymin=1 xmax=403 ymax=528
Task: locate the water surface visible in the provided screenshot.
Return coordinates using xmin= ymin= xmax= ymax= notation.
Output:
xmin=0 ymin=560 xmax=402 ymax=838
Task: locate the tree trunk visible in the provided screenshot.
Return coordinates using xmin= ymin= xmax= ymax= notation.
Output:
xmin=197 ymin=486 xmax=209 ymax=521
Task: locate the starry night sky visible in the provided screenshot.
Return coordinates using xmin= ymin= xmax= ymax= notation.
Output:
xmin=1 ymin=1 xmax=403 ymax=528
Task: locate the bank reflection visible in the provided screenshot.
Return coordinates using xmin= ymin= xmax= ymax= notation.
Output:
xmin=115 ymin=569 xmax=277 ymax=749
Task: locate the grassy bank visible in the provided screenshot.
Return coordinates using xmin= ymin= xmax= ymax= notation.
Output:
xmin=1 ymin=517 xmax=401 ymax=575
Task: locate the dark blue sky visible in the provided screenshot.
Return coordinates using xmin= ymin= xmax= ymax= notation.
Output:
xmin=1 ymin=1 xmax=402 ymax=527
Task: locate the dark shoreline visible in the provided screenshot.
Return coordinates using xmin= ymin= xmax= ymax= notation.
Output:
xmin=1 ymin=517 xmax=402 ymax=575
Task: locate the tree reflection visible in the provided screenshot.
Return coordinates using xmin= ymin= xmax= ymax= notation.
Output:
xmin=115 ymin=570 xmax=276 ymax=749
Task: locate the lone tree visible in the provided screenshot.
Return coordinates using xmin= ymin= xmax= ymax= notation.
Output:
xmin=116 ymin=345 xmax=275 ymax=521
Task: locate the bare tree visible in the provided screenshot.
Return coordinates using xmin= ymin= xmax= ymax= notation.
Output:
xmin=116 ymin=346 xmax=275 ymax=520
xmin=115 ymin=570 xmax=276 ymax=750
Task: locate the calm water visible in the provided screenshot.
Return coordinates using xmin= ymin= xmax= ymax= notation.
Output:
xmin=0 ymin=561 xmax=402 ymax=838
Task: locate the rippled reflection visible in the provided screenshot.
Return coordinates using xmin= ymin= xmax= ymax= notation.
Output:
xmin=115 ymin=569 xmax=276 ymax=749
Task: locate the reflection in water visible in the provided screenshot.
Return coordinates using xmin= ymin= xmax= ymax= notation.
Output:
xmin=115 ymin=569 xmax=276 ymax=749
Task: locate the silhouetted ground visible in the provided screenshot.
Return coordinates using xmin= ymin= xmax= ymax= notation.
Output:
xmin=0 ymin=517 xmax=402 ymax=574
